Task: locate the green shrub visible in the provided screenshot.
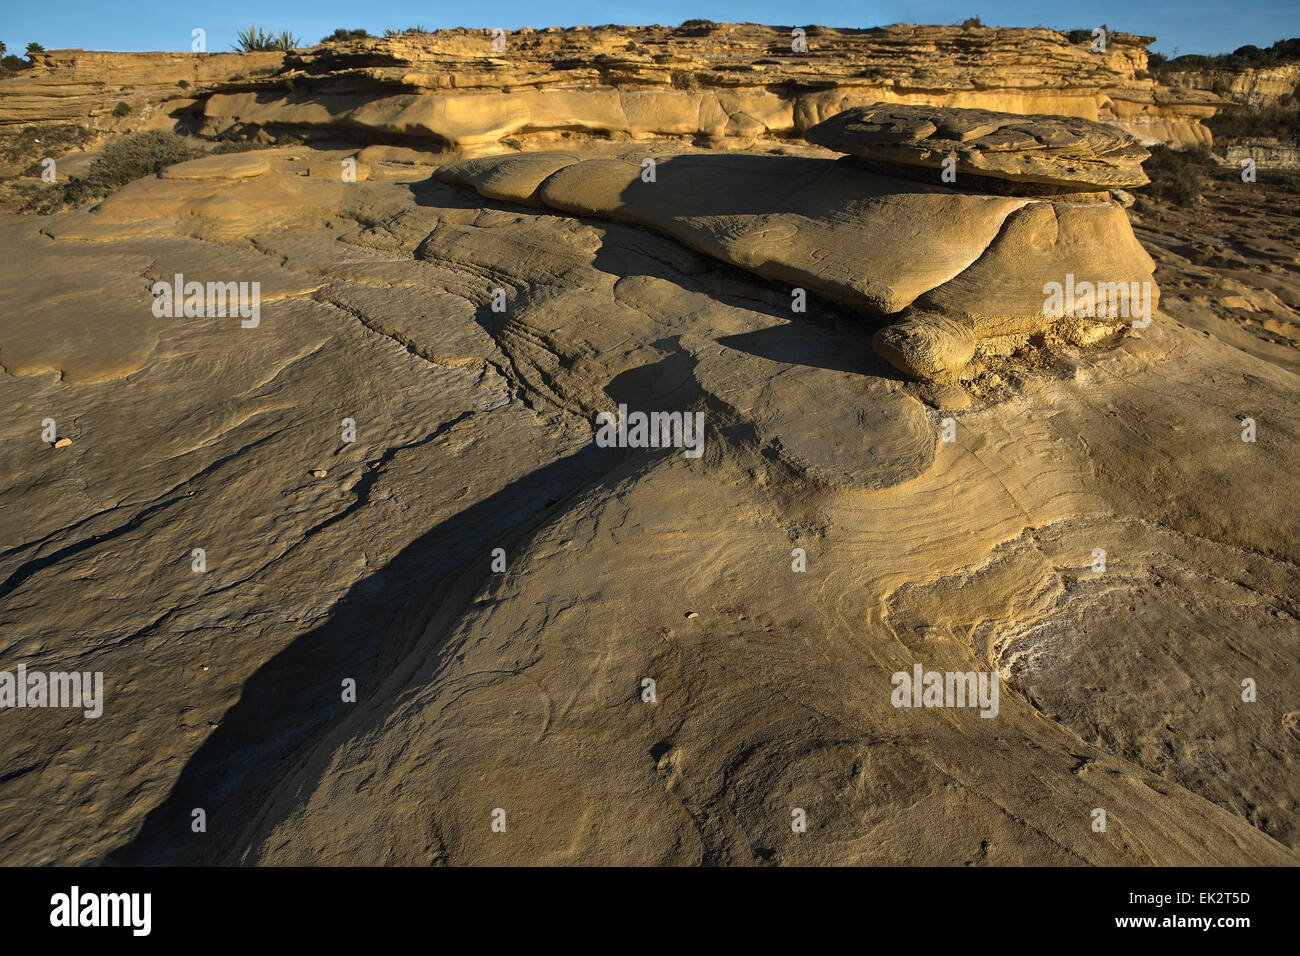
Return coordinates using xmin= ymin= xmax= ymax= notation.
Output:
xmin=112 ymin=101 xmax=132 ymax=116
xmin=20 ymin=131 xmax=203 ymax=213
xmin=961 ymin=16 xmax=983 ymax=28
xmin=1162 ymin=37 xmax=1300 ymax=72
xmin=322 ymin=28 xmax=369 ymax=42
xmin=0 ymin=123 xmax=96 ymax=165
xmin=89 ymin=130 xmax=201 ymax=187
xmin=234 ymin=26 xmax=299 ymax=52
xmin=1140 ymin=144 xmax=1210 ymax=206
xmin=1206 ymin=101 xmax=1300 ymax=146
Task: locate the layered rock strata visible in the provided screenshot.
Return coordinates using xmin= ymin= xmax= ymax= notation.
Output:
xmin=1 ymin=24 xmax=1222 ymax=148
xmin=804 ymin=104 xmax=1151 ymax=191
xmin=439 ymin=105 xmax=1159 ymax=380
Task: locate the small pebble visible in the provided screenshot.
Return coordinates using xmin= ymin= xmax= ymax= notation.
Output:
xmin=53 ymin=438 xmax=72 ymax=448
xmin=685 ymin=611 xmax=698 ymax=619
xmin=311 ymin=469 xmax=328 ymax=478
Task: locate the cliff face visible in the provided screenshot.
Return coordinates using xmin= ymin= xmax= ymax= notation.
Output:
xmin=1165 ymin=62 xmax=1300 ymax=107
xmin=0 ymin=50 xmax=283 ymax=126
xmin=1160 ymin=60 xmax=1300 ymax=169
xmin=1 ymin=23 xmax=1221 ymax=146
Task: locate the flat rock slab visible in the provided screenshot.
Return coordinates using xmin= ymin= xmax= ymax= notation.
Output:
xmin=806 ymin=104 xmax=1150 ymax=190
xmin=160 ymin=152 xmax=271 ymax=180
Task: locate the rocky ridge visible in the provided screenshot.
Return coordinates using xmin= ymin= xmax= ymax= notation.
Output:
xmin=1 ymin=23 xmax=1222 ymax=150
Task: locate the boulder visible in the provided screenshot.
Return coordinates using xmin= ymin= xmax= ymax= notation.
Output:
xmin=806 ymin=104 xmax=1150 ymax=191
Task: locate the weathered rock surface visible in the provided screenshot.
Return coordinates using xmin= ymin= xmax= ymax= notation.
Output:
xmin=1166 ymin=62 xmax=1300 ymax=108
xmin=0 ymin=32 xmax=1296 ymax=869
xmin=438 ymin=144 xmax=1158 ymax=376
xmin=805 ymin=104 xmax=1151 ymax=190
xmin=0 ymin=49 xmax=283 ymax=127
xmin=1 ymin=23 xmax=1223 ymax=148
xmin=872 ymin=313 xmax=976 ymax=378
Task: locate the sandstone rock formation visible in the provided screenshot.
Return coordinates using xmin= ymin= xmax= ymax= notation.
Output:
xmin=1165 ymin=61 xmax=1300 ymax=108
xmin=805 ymin=104 xmax=1151 ymax=191
xmin=2 ymin=23 xmax=1223 ymax=148
xmin=0 ymin=49 xmax=284 ymax=127
xmin=438 ymin=104 xmax=1160 ymax=380
xmin=0 ymin=25 xmax=1296 ymax=869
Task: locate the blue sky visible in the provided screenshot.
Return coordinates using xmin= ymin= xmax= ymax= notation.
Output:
xmin=2 ymin=0 xmax=1296 ymax=58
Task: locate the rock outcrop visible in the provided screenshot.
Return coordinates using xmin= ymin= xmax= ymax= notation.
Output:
xmin=805 ymin=104 xmax=1150 ymax=191
xmin=0 ymin=50 xmax=283 ymax=126
xmin=0 ymin=26 xmax=1295 ymax=870
xmin=1 ymin=24 xmax=1223 ymax=148
xmin=439 ymin=103 xmax=1160 ymax=379
xmin=4 ymin=141 xmax=1294 ymax=866
xmin=1165 ymin=62 xmax=1300 ymax=108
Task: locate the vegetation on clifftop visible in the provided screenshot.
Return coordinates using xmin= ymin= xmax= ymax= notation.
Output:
xmin=234 ymin=26 xmax=299 ymax=52
xmin=1149 ymin=37 xmax=1300 ymax=73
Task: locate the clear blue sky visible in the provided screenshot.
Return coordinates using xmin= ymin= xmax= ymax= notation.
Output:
xmin=2 ymin=0 xmax=1296 ymax=58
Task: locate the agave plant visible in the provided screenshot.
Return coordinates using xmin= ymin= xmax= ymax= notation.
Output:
xmin=233 ymin=26 xmax=299 ymax=52
xmin=383 ymin=26 xmax=430 ymax=37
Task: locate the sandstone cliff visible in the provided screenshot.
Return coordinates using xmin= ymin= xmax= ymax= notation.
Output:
xmin=1165 ymin=62 xmax=1300 ymax=107
xmin=1 ymin=23 xmax=1222 ymax=147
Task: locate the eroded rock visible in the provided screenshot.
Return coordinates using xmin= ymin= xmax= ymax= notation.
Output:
xmin=806 ymin=103 xmax=1151 ymax=191
xmin=440 ymin=147 xmax=1158 ymax=377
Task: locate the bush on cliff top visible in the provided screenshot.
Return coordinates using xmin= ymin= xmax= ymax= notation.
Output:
xmin=321 ymin=28 xmax=370 ymax=43
xmin=234 ymin=26 xmax=299 ymax=52
xmin=1156 ymin=37 xmax=1300 ymax=73
xmin=0 ymin=40 xmax=43 ymax=75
